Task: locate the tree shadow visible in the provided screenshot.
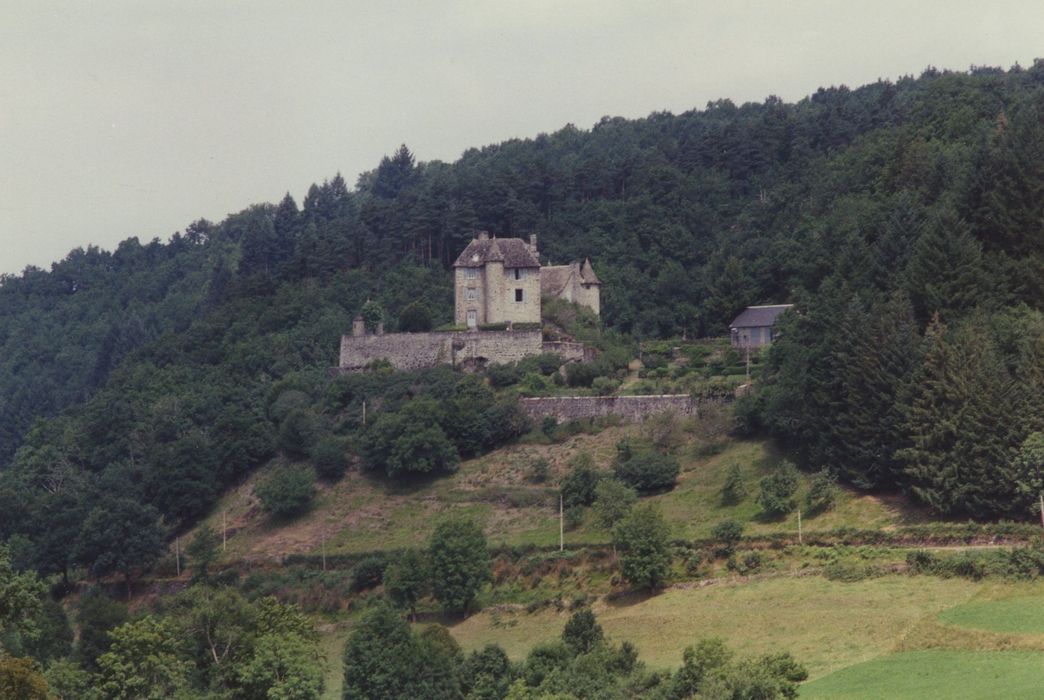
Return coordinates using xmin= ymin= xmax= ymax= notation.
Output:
xmin=602 ymin=587 xmax=661 ymax=609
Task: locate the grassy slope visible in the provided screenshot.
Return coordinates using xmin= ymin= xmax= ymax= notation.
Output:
xmin=194 ymin=425 xmax=926 ymax=564
xmin=799 ymin=650 xmax=1044 ymax=699
xmin=450 ymin=576 xmax=982 ymax=678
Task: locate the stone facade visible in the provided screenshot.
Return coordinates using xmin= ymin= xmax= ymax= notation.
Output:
xmin=339 ymin=329 xmax=544 ymax=372
xmin=453 ymin=233 xmax=542 ymax=328
xmin=540 ymin=259 xmax=601 ymax=316
xmin=519 ymin=394 xmax=698 ymax=424
xmin=453 ymin=232 xmax=600 ymax=327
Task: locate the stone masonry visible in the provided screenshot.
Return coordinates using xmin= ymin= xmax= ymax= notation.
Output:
xmin=519 ymin=394 xmax=698 ymax=424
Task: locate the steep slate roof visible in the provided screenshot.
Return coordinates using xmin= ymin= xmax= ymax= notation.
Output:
xmin=453 ymin=236 xmax=540 ymax=268
xmin=540 ymin=264 xmax=576 ymax=296
xmin=729 ymin=304 xmax=794 ymax=328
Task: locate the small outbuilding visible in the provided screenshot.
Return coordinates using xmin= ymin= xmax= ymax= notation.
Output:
xmin=729 ymin=304 xmax=794 ymax=348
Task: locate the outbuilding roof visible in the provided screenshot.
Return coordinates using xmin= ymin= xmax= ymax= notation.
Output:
xmin=729 ymin=304 xmax=794 ymax=329
xmin=453 ymin=236 xmax=540 ymax=268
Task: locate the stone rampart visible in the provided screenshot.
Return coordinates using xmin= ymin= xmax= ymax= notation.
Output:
xmin=519 ymin=394 xmax=697 ymax=423
xmin=339 ymin=329 xmax=544 ymax=372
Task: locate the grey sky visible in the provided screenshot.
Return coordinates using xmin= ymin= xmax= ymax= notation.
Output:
xmin=1 ymin=1 xmax=1041 ymax=275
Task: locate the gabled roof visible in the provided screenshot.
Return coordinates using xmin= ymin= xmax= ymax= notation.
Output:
xmin=541 ymin=264 xmax=576 ymax=296
xmin=580 ymin=258 xmax=600 ymax=285
xmin=453 ymin=236 xmax=540 ymax=268
xmin=729 ymin=304 xmax=794 ymax=329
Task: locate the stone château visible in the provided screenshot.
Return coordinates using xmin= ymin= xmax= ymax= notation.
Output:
xmin=453 ymin=232 xmax=600 ymax=328
xmin=339 ymin=233 xmax=600 ymax=372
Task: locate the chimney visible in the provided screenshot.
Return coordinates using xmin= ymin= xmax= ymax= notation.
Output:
xmin=477 ymin=230 xmax=489 ymax=241
xmin=529 ymin=234 xmax=538 ymax=253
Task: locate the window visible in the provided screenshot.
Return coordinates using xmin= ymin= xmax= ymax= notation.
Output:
xmin=515 ymin=288 xmax=524 ymax=303
xmin=466 ymin=310 xmax=477 ymax=327
xmin=465 ymin=288 xmax=477 ymax=301
xmin=513 ymin=268 xmax=526 ymax=280
xmin=465 ymin=268 xmax=478 ymax=280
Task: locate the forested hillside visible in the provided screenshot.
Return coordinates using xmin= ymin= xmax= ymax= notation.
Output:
xmin=1 ymin=64 xmax=1043 ymax=583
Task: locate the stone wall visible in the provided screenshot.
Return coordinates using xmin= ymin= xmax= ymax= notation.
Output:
xmin=519 ymin=394 xmax=697 ymax=423
xmin=339 ymin=329 xmax=544 ymax=372
xmin=542 ymin=341 xmax=596 ymax=363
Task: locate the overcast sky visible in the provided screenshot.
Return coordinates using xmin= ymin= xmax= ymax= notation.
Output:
xmin=2 ymin=1 xmax=1042 ymax=275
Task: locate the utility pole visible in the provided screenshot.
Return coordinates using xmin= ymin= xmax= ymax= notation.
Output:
xmin=797 ymin=509 xmax=803 ymax=545
xmin=362 ymin=400 xmax=367 ymax=426
xmin=222 ymin=511 xmax=227 ymax=552
xmin=745 ymin=344 xmax=751 ymax=379
xmin=559 ymin=492 xmax=564 ymax=552
xmin=175 ymin=537 xmax=181 ymax=576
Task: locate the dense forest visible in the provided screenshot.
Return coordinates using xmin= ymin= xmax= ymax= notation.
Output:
xmin=1 ymin=62 xmax=1044 ymax=590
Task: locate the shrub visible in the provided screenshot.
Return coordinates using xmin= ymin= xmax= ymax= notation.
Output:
xmin=350 ymin=554 xmax=388 ymax=591
xmin=614 ymin=452 xmax=680 ymax=493
xmin=592 ymin=479 xmax=637 ymax=528
xmin=360 ymin=300 xmax=384 ymax=332
xmin=277 ymin=409 xmax=319 ymax=459
xmin=592 ymin=376 xmax=619 ymax=396
xmin=757 ymin=461 xmax=800 ymax=517
xmin=564 ymin=505 xmax=585 ymax=531
xmin=528 ymin=459 xmax=550 ymax=484
xmin=720 ymin=464 xmax=747 ymax=505
xmin=727 ymin=551 xmax=763 ymax=575
xmin=561 ymin=454 xmax=600 ymax=507
xmin=905 ymin=550 xmax=938 ymax=574
xmin=486 ymin=363 xmax=522 ymax=388
xmin=310 ymin=434 xmax=348 ymax=480
xmin=711 ymin=520 xmax=744 ymax=557
xmin=804 ymin=470 xmax=839 ymax=513
xmin=398 ymin=302 xmax=433 ymax=332
xmin=565 ymin=363 xmax=602 ymax=388
xmin=256 ymin=466 xmax=316 ymax=519
xmin=562 ymin=609 xmax=604 ymax=655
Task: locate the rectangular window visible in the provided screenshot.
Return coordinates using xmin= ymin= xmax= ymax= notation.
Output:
xmin=513 ymin=268 xmax=526 ymax=280
xmin=515 ymin=288 xmax=524 ymax=303
xmin=465 ymin=268 xmax=478 ymax=279
xmin=465 ymin=288 xmax=477 ymax=301
xmin=466 ymin=310 xmax=477 ymax=328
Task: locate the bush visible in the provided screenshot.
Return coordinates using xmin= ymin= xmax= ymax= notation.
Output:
xmin=711 ymin=520 xmax=744 ymax=557
xmin=256 ymin=465 xmax=316 ymax=519
xmin=757 ymin=461 xmax=800 ymax=517
xmin=486 ymin=363 xmax=522 ymax=388
xmin=804 ymin=470 xmax=838 ymax=514
xmin=720 ymin=464 xmax=747 ymax=505
xmin=310 ymin=434 xmax=348 ymax=480
xmin=614 ymin=451 xmax=679 ymax=493
xmin=528 ymin=459 xmax=550 ymax=484
xmin=561 ymin=454 xmax=600 ymax=507
xmin=350 ymin=555 xmax=388 ymax=591
xmin=727 ymin=551 xmax=763 ymax=575
xmin=562 ymin=609 xmax=604 ymax=655
xmin=592 ymin=376 xmax=620 ymax=395
xmin=398 ymin=302 xmax=433 ymax=332
xmin=905 ymin=549 xmax=938 ymax=574
xmin=565 ymin=363 xmax=602 ymax=388
xmin=564 ymin=505 xmax=585 ymax=531
xmin=278 ymin=409 xmax=319 ymax=459
xmin=592 ymin=479 xmax=637 ymax=528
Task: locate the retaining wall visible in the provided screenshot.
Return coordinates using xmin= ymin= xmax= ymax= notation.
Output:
xmin=519 ymin=394 xmax=697 ymax=423
xmin=339 ymin=329 xmax=544 ymax=371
